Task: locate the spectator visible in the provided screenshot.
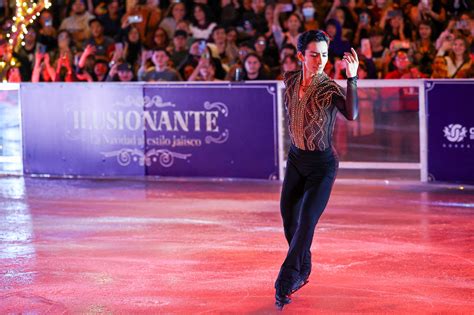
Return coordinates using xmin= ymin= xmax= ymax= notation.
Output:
xmin=209 ymin=25 xmax=238 ymax=67
xmin=121 ymin=0 xmax=162 ymax=48
xmin=121 ymin=25 xmax=142 ymax=70
xmin=438 ymin=35 xmax=472 ymax=78
xmin=301 ymin=1 xmax=319 ymax=31
xmin=160 ymin=1 xmax=187 ymax=39
xmin=149 ymin=27 xmax=170 ymax=50
xmin=14 ymin=26 xmax=37 ymax=82
xmin=409 ymin=0 xmax=446 ymax=38
xmin=431 ymin=55 xmax=449 ymax=78
xmin=380 ymin=8 xmax=407 ymax=48
xmin=254 ymin=34 xmax=276 ymax=68
xmin=59 ymin=0 xmax=95 ymax=47
xmin=107 ymin=62 xmax=136 ymax=81
xmin=169 ymin=30 xmax=189 ymax=69
xmin=240 ymin=0 xmax=267 ymax=36
xmin=279 ymin=43 xmax=297 ymax=61
xmin=369 ymin=26 xmax=390 ymax=78
xmin=37 ymin=10 xmax=58 ymax=52
xmin=55 ymin=51 xmax=75 ymax=81
xmin=7 ymin=67 xmax=22 ymax=82
xmin=93 ymin=59 xmax=109 ymax=81
xmin=52 ymin=30 xmax=76 ymax=71
xmin=138 ymin=48 xmax=182 ymax=81
xmin=98 ymin=0 xmax=123 ymax=38
xmin=225 ymin=40 xmax=254 ymax=80
xmin=190 ymin=4 xmax=216 ymax=40
xmin=31 ymin=52 xmax=56 ymax=82
xmin=220 ymin=0 xmax=240 ymax=28
xmin=273 ymin=5 xmax=303 ymax=49
xmin=84 ymin=18 xmax=115 ymax=60
xmin=178 ymin=39 xmax=203 ymax=79
xmin=276 ymin=54 xmax=300 ymax=80
xmin=326 ymin=18 xmax=351 ymax=61
xmin=242 ymin=52 xmax=270 ymax=80
xmin=188 ymin=56 xmax=220 ymax=81
xmin=353 ymin=9 xmax=373 ymax=47
xmin=410 ymin=20 xmax=437 ymax=76
xmin=385 ymin=49 xmax=425 ymax=79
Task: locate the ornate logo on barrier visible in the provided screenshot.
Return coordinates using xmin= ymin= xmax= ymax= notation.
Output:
xmin=101 ymin=148 xmax=191 ymax=168
xmin=443 ymin=124 xmax=467 ymax=142
xmin=442 ymin=124 xmax=473 ymax=149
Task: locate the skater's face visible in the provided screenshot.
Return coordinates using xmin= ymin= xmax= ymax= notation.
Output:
xmin=297 ymin=40 xmax=328 ymax=75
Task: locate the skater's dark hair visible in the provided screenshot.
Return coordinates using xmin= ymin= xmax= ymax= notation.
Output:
xmin=297 ymin=30 xmax=330 ymax=54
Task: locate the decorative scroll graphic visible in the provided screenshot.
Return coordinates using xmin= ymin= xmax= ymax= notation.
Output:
xmin=115 ymin=95 xmax=176 ymax=109
xmin=101 ymin=148 xmax=191 ymax=168
xmin=204 ymin=101 xmax=229 ymax=117
xmin=203 ymin=101 xmax=230 ymax=144
xmin=205 ymin=129 xmax=229 ymax=144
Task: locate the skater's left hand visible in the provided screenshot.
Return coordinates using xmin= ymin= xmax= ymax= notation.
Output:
xmin=343 ymin=48 xmax=359 ymax=79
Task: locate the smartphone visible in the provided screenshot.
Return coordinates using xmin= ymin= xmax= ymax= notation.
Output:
xmin=37 ymin=43 xmax=47 ymax=54
xmin=281 ymin=4 xmax=293 ymax=12
xmin=44 ymin=19 xmax=53 ymax=27
xmin=387 ymin=10 xmax=401 ymax=18
xmin=128 ymin=15 xmax=143 ymax=24
xmin=244 ymin=20 xmax=253 ymax=31
xmin=198 ymin=40 xmax=207 ymax=54
xmin=115 ymin=42 xmax=124 ymax=51
xmin=421 ymin=0 xmax=429 ymax=7
xmin=455 ymin=20 xmax=468 ymax=30
xmin=359 ymin=13 xmax=369 ymax=24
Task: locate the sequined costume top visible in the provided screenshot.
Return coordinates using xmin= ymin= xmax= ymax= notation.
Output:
xmin=283 ymin=70 xmax=358 ymax=151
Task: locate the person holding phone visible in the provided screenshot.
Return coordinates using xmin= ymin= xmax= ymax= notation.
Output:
xmin=84 ymin=18 xmax=115 ymax=60
xmin=272 ymin=4 xmax=303 ymax=49
xmin=353 ymin=10 xmax=372 ymax=47
xmin=37 ymin=10 xmax=57 ymax=52
xmin=275 ymin=30 xmax=358 ymax=309
xmin=121 ymin=0 xmax=161 ymax=48
xmin=97 ymin=0 xmax=122 ymax=38
xmin=407 ymin=0 xmax=446 ymax=38
xmin=380 ymin=8 xmax=407 ymax=48
xmin=13 ymin=26 xmax=37 ymax=81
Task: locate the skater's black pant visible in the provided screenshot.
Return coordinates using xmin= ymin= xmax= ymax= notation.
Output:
xmin=276 ymin=144 xmax=338 ymax=286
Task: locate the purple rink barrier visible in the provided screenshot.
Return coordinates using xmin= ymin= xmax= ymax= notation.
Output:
xmin=426 ymin=80 xmax=474 ymax=184
xmin=20 ymin=82 xmax=280 ymax=180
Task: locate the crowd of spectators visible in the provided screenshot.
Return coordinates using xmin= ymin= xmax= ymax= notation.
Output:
xmin=0 ymin=0 xmax=472 ymax=82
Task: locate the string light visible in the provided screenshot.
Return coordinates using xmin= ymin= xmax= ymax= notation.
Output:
xmin=1 ymin=0 xmax=49 ymax=81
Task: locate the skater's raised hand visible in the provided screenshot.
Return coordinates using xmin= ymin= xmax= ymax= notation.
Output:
xmin=343 ymin=48 xmax=359 ymax=79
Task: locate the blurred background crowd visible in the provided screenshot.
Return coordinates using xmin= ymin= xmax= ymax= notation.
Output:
xmin=0 ymin=0 xmax=472 ymax=82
